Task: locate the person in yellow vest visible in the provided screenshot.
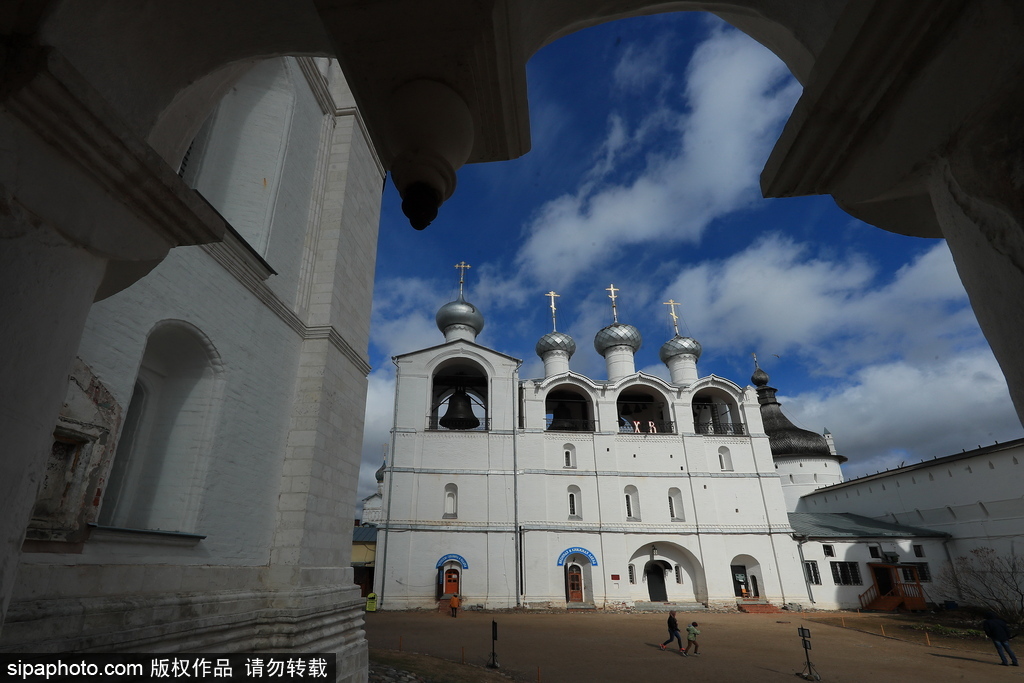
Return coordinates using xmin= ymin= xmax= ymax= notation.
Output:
xmin=449 ymin=594 xmax=461 ymax=618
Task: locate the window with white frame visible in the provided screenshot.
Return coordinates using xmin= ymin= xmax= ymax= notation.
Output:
xmin=901 ymin=563 xmax=932 ymax=582
xmin=913 ymin=544 xmax=925 ymax=558
xmin=568 ymin=485 xmax=582 ymax=519
xmin=804 ymin=560 xmax=821 ymax=585
xmin=718 ymin=446 xmax=733 ymax=471
xmin=822 ymin=544 xmax=835 ymax=557
xmin=563 ymin=443 xmax=576 ymax=469
xmin=830 ymin=561 xmax=862 ymax=585
xmin=624 ymin=485 xmax=641 ymax=521
xmin=668 ymin=487 xmax=684 ymax=521
xmin=443 ymin=483 xmax=458 ymax=518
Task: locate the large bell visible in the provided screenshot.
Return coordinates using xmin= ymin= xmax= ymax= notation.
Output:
xmin=439 ymin=388 xmax=480 ymax=430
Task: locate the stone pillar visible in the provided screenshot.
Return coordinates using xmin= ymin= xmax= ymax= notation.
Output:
xmin=0 ymin=47 xmax=224 ymax=630
xmin=542 ymin=349 xmax=571 ymax=377
xmin=604 ymin=346 xmax=636 ymax=382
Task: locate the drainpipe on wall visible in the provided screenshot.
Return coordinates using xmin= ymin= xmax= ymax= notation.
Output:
xmin=795 ymin=535 xmax=816 ymax=605
xmin=512 ymin=361 xmax=522 ymax=607
xmin=378 ymin=357 xmax=401 ymax=607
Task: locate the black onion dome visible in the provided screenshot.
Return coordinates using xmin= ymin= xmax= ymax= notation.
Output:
xmin=536 ymin=331 xmax=577 ymax=358
xmin=594 ymin=322 xmax=642 ymax=356
xmin=436 ymin=293 xmax=485 ymax=334
xmin=659 ymin=335 xmax=702 ymax=363
xmin=374 ymin=461 xmax=386 ymax=482
xmin=755 ymin=368 xmax=830 ymax=457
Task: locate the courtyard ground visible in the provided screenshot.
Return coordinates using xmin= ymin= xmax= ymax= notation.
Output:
xmin=363 ymin=609 xmax=1021 ymax=682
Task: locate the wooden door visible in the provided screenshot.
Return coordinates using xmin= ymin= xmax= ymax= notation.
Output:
xmin=444 ymin=568 xmax=460 ymax=595
xmin=568 ymin=565 xmax=583 ymax=602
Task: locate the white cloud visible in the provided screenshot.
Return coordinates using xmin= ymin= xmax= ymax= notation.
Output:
xmin=781 ymin=350 xmax=1022 ymax=479
xmin=516 ymin=25 xmax=801 ymax=287
xmin=357 ymin=369 xmax=396 ymax=506
xmin=666 ymin=236 xmax=980 ymax=375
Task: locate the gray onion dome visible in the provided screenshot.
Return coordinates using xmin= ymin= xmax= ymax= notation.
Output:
xmin=536 ymin=331 xmax=577 ymax=358
xmin=659 ymin=335 xmax=702 ymax=363
xmin=752 ymin=365 xmax=769 ymax=387
xmin=374 ymin=461 xmax=386 ymax=483
xmin=594 ymin=322 xmax=642 ymax=356
xmin=435 ymin=293 xmax=484 ymax=335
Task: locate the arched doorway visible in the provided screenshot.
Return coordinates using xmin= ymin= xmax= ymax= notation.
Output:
xmin=567 ymin=564 xmax=584 ymax=602
xmin=730 ymin=554 xmax=764 ymax=599
xmin=444 ymin=568 xmax=461 ymax=596
xmin=645 ymin=561 xmax=669 ymax=602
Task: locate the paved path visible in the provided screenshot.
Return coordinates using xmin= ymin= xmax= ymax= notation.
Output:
xmin=364 ymin=610 xmax=1022 ymax=682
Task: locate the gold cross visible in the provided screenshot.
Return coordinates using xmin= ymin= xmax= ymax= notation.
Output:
xmin=546 ymin=291 xmax=560 ymax=331
xmin=454 ymin=261 xmax=471 ymax=296
xmin=663 ymin=299 xmax=681 ymax=336
xmin=606 ymin=283 xmax=619 ymax=323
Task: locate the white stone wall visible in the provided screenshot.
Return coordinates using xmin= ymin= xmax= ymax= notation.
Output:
xmin=798 ymin=441 xmax=1024 ymax=558
xmin=3 ymin=58 xmax=382 ymax=682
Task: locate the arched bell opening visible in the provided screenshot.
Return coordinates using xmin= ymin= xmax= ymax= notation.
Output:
xmin=429 ymin=361 xmax=488 ymax=431
xmin=617 ymin=388 xmax=672 ymax=433
xmin=544 ymin=386 xmax=594 ymax=432
xmin=692 ymin=388 xmax=744 ymax=435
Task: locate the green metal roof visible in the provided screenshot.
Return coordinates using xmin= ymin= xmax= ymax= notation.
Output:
xmin=788 ymin=512 xmax=949 ymax=539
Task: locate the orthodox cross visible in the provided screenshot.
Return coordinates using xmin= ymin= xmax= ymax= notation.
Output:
xmin=454 ymin=261 xmax=471 ymax=297
xmin=606 ymin=283 xmax=619 ymax=323
xmin=545 ymin=290 xmax=560 ymax=331
xmin=663 ymin=299 xmax=681 ymax=336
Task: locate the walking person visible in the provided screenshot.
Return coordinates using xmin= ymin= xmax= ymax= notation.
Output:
xmin=982 ymin=612 xmax=1018 ymax=666
xmin=683 ymin=621 xmax=701 ymax=656
xmin=660 ymin=611 xmax=684 ymax=652
xmin=449 ymin=593 xmax=461 ymax=618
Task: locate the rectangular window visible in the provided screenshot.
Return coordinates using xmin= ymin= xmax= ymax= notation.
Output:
xmin=675 ymin=565 xmax=683 ymax=584
xmin=869 ymin=546 xmax=881 ymax=558
xmin=804 ymin=560 xmax=821 ymax=585
xmin=568 ymin=493 xmax=576 ymax=517
xmin=625 ymin=495 xmax=633 ymax=518
xmin=668 ymin=496 xmax=675 ymax=519
xmin=830 ymin=561 xmax=862 ymax=586
xmin=628 ymin=565 xmax=636 ymax=584
xmin=822 ymin=544 xmax=835 ymax=557
xmin=901 ymin=563 xmax=932 ymax=582
xmin=913 ymin=544 xmax=925 ymax=558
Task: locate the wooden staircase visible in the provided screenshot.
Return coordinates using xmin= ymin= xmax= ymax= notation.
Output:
xmin=859 ymin=579 xmax=927 ymax=612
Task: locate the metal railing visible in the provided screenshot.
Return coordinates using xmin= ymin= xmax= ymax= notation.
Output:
xmin=697 ymin=422 xmax=746 ymax=436
xmin=426 ymin=416 xmax=491 ymax=431
xmin=617 ymin=420 xmax=675 ymax=434
xmin=545 ymin=418 xmax=596 ymax=432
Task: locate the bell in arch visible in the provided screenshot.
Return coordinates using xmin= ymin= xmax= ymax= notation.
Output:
xmin=439 ymin=387 xmax=480 ymax=430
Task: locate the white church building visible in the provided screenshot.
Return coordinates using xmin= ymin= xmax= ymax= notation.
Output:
xmin=371 ymin=278 xmax=959 ymax=612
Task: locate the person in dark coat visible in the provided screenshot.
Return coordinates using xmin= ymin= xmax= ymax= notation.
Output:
xmin=660 ymin=611 xmax=683 ymax=652
xmin=981 ymin=612 xmax=1018 ymax=666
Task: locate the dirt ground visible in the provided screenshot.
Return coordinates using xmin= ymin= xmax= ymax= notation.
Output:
xmin=363 ymin=609 xmax=1021 ymax=682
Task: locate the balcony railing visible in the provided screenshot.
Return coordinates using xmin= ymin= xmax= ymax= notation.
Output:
xmin=545 ymin=418 xmax=595 ymax=432
xmin=618 ymin=420 xmax=675 ymax=434
xmin=426 ymin=416 xmax=491 ymax=431
xmin=697 ymin=422 xmax=745 ymax=436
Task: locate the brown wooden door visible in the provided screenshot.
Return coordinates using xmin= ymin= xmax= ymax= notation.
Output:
xmin=444 ymin=569 xmax=460 ymax=595
xmin=568 ymin=565 xmax=583 ymax=602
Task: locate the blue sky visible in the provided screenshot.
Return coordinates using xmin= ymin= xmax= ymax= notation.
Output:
xmin=357 ymin=13 xmax=1022 ymax=504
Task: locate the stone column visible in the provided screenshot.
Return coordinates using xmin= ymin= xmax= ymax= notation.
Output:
xmin=0 ymin=47 xmax=224 ymax=630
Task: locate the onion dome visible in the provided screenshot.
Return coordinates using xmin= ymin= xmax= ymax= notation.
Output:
xmin=435 ymin=293 xmax=484 ymax=335
xmin=754 ymin=367 xmax=832 ymax=458
xmin=659 ymin=335 xmax=702 ymax=363
xmin=536 ymin=331 xmax=577 ymax=357
xmin=374 ymin=460 xmax=386 ymax=483
xmin=594 ymin=322 xmax=642 ymax=356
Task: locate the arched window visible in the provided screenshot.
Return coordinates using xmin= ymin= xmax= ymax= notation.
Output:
xmin=718 ymin=446 xmax=734 ymax=471
xmin=100 ymin=322 xmax=221 ymax=533
xmin=563 ymin=443 xmax=576 ymax=469
xmin=668 ymin=487 xmax=685 ymax=521
xmin=545 ymin=387 xmax=594 ymax=432
xmin=692 ymin=389 xmax=744 ymax=435
xmin=430 ymin=360 xmax=488 ymax=431
xmin=628 ymin=564 xmax=636 ymax=584
xmin=443 ymin=483 xmax=458 ymax=518
xmin=624 ymin=485 xmax=641 ymax=521
xmin=567 ymin=485 xmax=582 ymax=519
